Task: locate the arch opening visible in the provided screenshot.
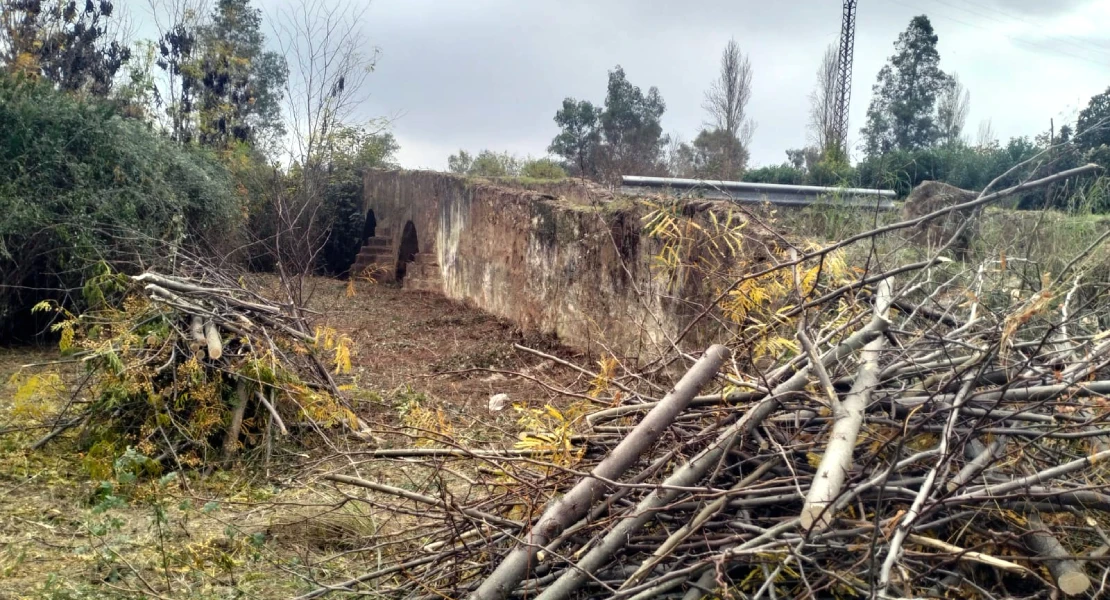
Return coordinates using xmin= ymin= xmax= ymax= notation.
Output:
xmin=362 ymin=209 xmax=377 ymax=243
xmin=396 ymin=220 xmax=419 ymax=282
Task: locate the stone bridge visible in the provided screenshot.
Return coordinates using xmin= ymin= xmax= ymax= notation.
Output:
xmin=356 ymin=170 xmax=785 ymax=359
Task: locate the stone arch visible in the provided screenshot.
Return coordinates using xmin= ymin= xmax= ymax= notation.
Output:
xmin=396 ymin=220 xmax=419 ymax=282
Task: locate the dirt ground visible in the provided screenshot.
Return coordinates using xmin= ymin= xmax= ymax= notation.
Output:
xmin=0 ymin=279 xmax=589 ymax=599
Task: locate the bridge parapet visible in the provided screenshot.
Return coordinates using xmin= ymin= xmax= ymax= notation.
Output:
xmin=361 ymin=170 xmax=786 ymax=359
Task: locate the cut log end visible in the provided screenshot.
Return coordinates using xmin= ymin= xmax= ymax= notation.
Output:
xmin=204 ymin=321 xmax=223 ymax=360
xmin=1057 ymin=571 xmax=1090 ymax=596
xmin=1024 ymin=513 xmax=1091 ymax=597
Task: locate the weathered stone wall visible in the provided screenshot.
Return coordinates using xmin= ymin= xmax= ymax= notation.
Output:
xmin=362 ymin=170 xmax=768 ymax=359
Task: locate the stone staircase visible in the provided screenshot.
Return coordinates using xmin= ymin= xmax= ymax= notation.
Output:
xmin=350 ymin=227 xmax=394 ymax=282
xmin=403 ymin=251 xmax=443 ymax=292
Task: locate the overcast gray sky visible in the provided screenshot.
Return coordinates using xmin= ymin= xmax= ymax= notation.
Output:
xmin=142 ymin=0 xmax=1110 ymax=169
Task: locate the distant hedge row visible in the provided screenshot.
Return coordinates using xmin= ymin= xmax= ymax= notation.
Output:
xmin=745 ymin=140 xmax=1107 ymax=212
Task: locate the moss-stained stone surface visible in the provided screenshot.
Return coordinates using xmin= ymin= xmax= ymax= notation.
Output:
xmin=363 ymin=169 xmax=776 ymax=360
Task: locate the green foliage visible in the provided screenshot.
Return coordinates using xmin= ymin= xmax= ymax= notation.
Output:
xmin=113 ymin=40 xmax=161 ymax=121
xmin=547 ymin=66 xmax=667 ymax=181
xmin=322 ymin=124 xmax=400 ymax=173
xmin=0 ymin=0 xmax=131 ymax=96
xmin=861 ymin=15 xmax=951 ymax=156
xmin=447 ymin=149 xmax=472 ymax=174
xmin=520 ymin=158 xmax=567 ymax=180
xmin=193 ymin=0 xmax=289 ymax=150
xmin=808 ymin=154 xmax=854 ymax=187
xmin=448 ymin=149 xmax=521 ymax=178
xmin=855 ymin=139 xmax=1040 ymax=196
xmin=549 ymin=98 xmax=601 ymax=176
xmin=744 ymin=164 xmax=807 ymax=185
xmin=145 ymin=0 xmax=287 ymax=152
xmin=320 ymin=173 xmax=370 ymax=276
xmin=240 ymin=122 xmax=399 ymax=275
xmin=668 ymin=129 xmax=750 ymax=181
xmin=599 ymin=65 xmax=667 ymax=179
xmin=743 ymin=138 xmax=1097 ymax=214
xmin=0 ymin=75 xmax=240 ymax=337
xmin=470 ymin=150 xmax=520 ymax=177
xmin=318 ymin=125 xmax=399 ymax=275
xmin=690 ymin=128 xmax=748 ymax=180
xmin=1077 ymin=86 xmax=1110 ymax=153
xmin=447 ymin=151 xmax=566 ymax=181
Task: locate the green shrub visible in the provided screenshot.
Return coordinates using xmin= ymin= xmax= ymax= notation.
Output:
xmin=743 ymin=164 xmax=807 ymax=185
xmin=317 ymin=127 xmax=398 ymax=276
xmin=520 ymin=158 xmax=567 ymax=180
xmin=320 ymin=171 xmax=367 ymax=276
xmin=0 ymin=75 xmax=240 ymax=338
xmin=854 ymin=141 xmax=1041 ymax=197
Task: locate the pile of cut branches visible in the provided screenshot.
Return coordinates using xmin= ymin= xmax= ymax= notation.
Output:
xmin=24 ymin=262 xmax=372 ymax=467
xmin=303 ymin=164 xmax=1110 ymax=599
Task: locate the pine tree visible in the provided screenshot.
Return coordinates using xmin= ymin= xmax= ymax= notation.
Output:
xmin=861 ymin=16 xmax=950 ymax=156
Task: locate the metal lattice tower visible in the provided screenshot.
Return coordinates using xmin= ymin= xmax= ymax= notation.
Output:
xmin=832 ymin=0 xmax=857 ymax=155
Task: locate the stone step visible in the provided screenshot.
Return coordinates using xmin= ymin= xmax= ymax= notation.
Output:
xmin=354 ymin=252 xmax=393 ymax=262
xmin=352 ymin=257 xmax=393 ymax=271
xmin=356 ymin=251 xmax=393 ymax=263
xmin=353 ymin=256 xmax=391 ymax=267
xmin=404 ymin=276 xmax=442 ymax=292
xmin=363 ymin=237 xmax=391 ymax=249
xmin=375 ymin=228 xmax=392 ymax=238
xmin=357 ymin=247 xmax=393 ymax=258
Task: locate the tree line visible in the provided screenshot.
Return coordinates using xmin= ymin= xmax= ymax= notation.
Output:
xmin=453 ymin=15 xmax=1109 ymax=212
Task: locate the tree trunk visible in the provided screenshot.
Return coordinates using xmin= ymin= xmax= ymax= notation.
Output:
xmin=1023 ymin=513 xmax=1090 ymax=596
xmin=469 ymin=345 xmax=731 ymax=600
xmin=801 ymin=278 xmax=891 ymax=530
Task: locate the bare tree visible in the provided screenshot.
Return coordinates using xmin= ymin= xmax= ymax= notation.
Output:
xmin=272 ymin=0 xmax=376 ymax=172
xmin=937 ymin=74 xmax=971 ymax=147
xmin=976 ymin=118 xmax=997 ymax=149
xmin=664 ymin=132 xmax=695 ymax=178
xmin=808 ymin=45 xmax=840 ymax=156
xmin=255 ymin=0 xmax=379 ymax=300
xmin=703 ymin=38 xmax=755 ymax=155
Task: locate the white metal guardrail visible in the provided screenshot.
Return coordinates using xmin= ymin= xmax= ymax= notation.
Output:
xmin=621 ymin=175 xmax=897 ymax=209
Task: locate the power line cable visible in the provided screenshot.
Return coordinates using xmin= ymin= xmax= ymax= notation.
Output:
xmin=928 ymin=0 xmax=1110 ymax=59
xmin=886 ymin=0 xmax=1110 ymax=70
xmin=955 ymin=0 xmax=1110 ymax=52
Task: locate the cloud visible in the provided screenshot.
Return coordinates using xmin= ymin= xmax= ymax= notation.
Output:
xmin=130 ymin=0 xmax=1110 ymax=172
xmin=988 ymin=0 xmax=1092 ymax=17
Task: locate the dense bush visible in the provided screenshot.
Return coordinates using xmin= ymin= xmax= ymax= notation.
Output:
xmin=745 ymin=139 xmax=1109 ymax=214
xmin=854 ymin=140 xmax=1040 ymax=196
xmin=320 ymin=171 xmax=370 ymax=276
xmin=743 ymin=164 xmax=807 ymax=185
xmin=315 ymin=128 xmax=398 ymax=276
xmin=520 ymin=157 xmax=567 ymax=180
xmin=0 ymin=75 xmax=240 ymax=338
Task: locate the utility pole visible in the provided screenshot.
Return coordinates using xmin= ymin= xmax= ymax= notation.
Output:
xmin=832 ymin=0 xmax=857 ymax=158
